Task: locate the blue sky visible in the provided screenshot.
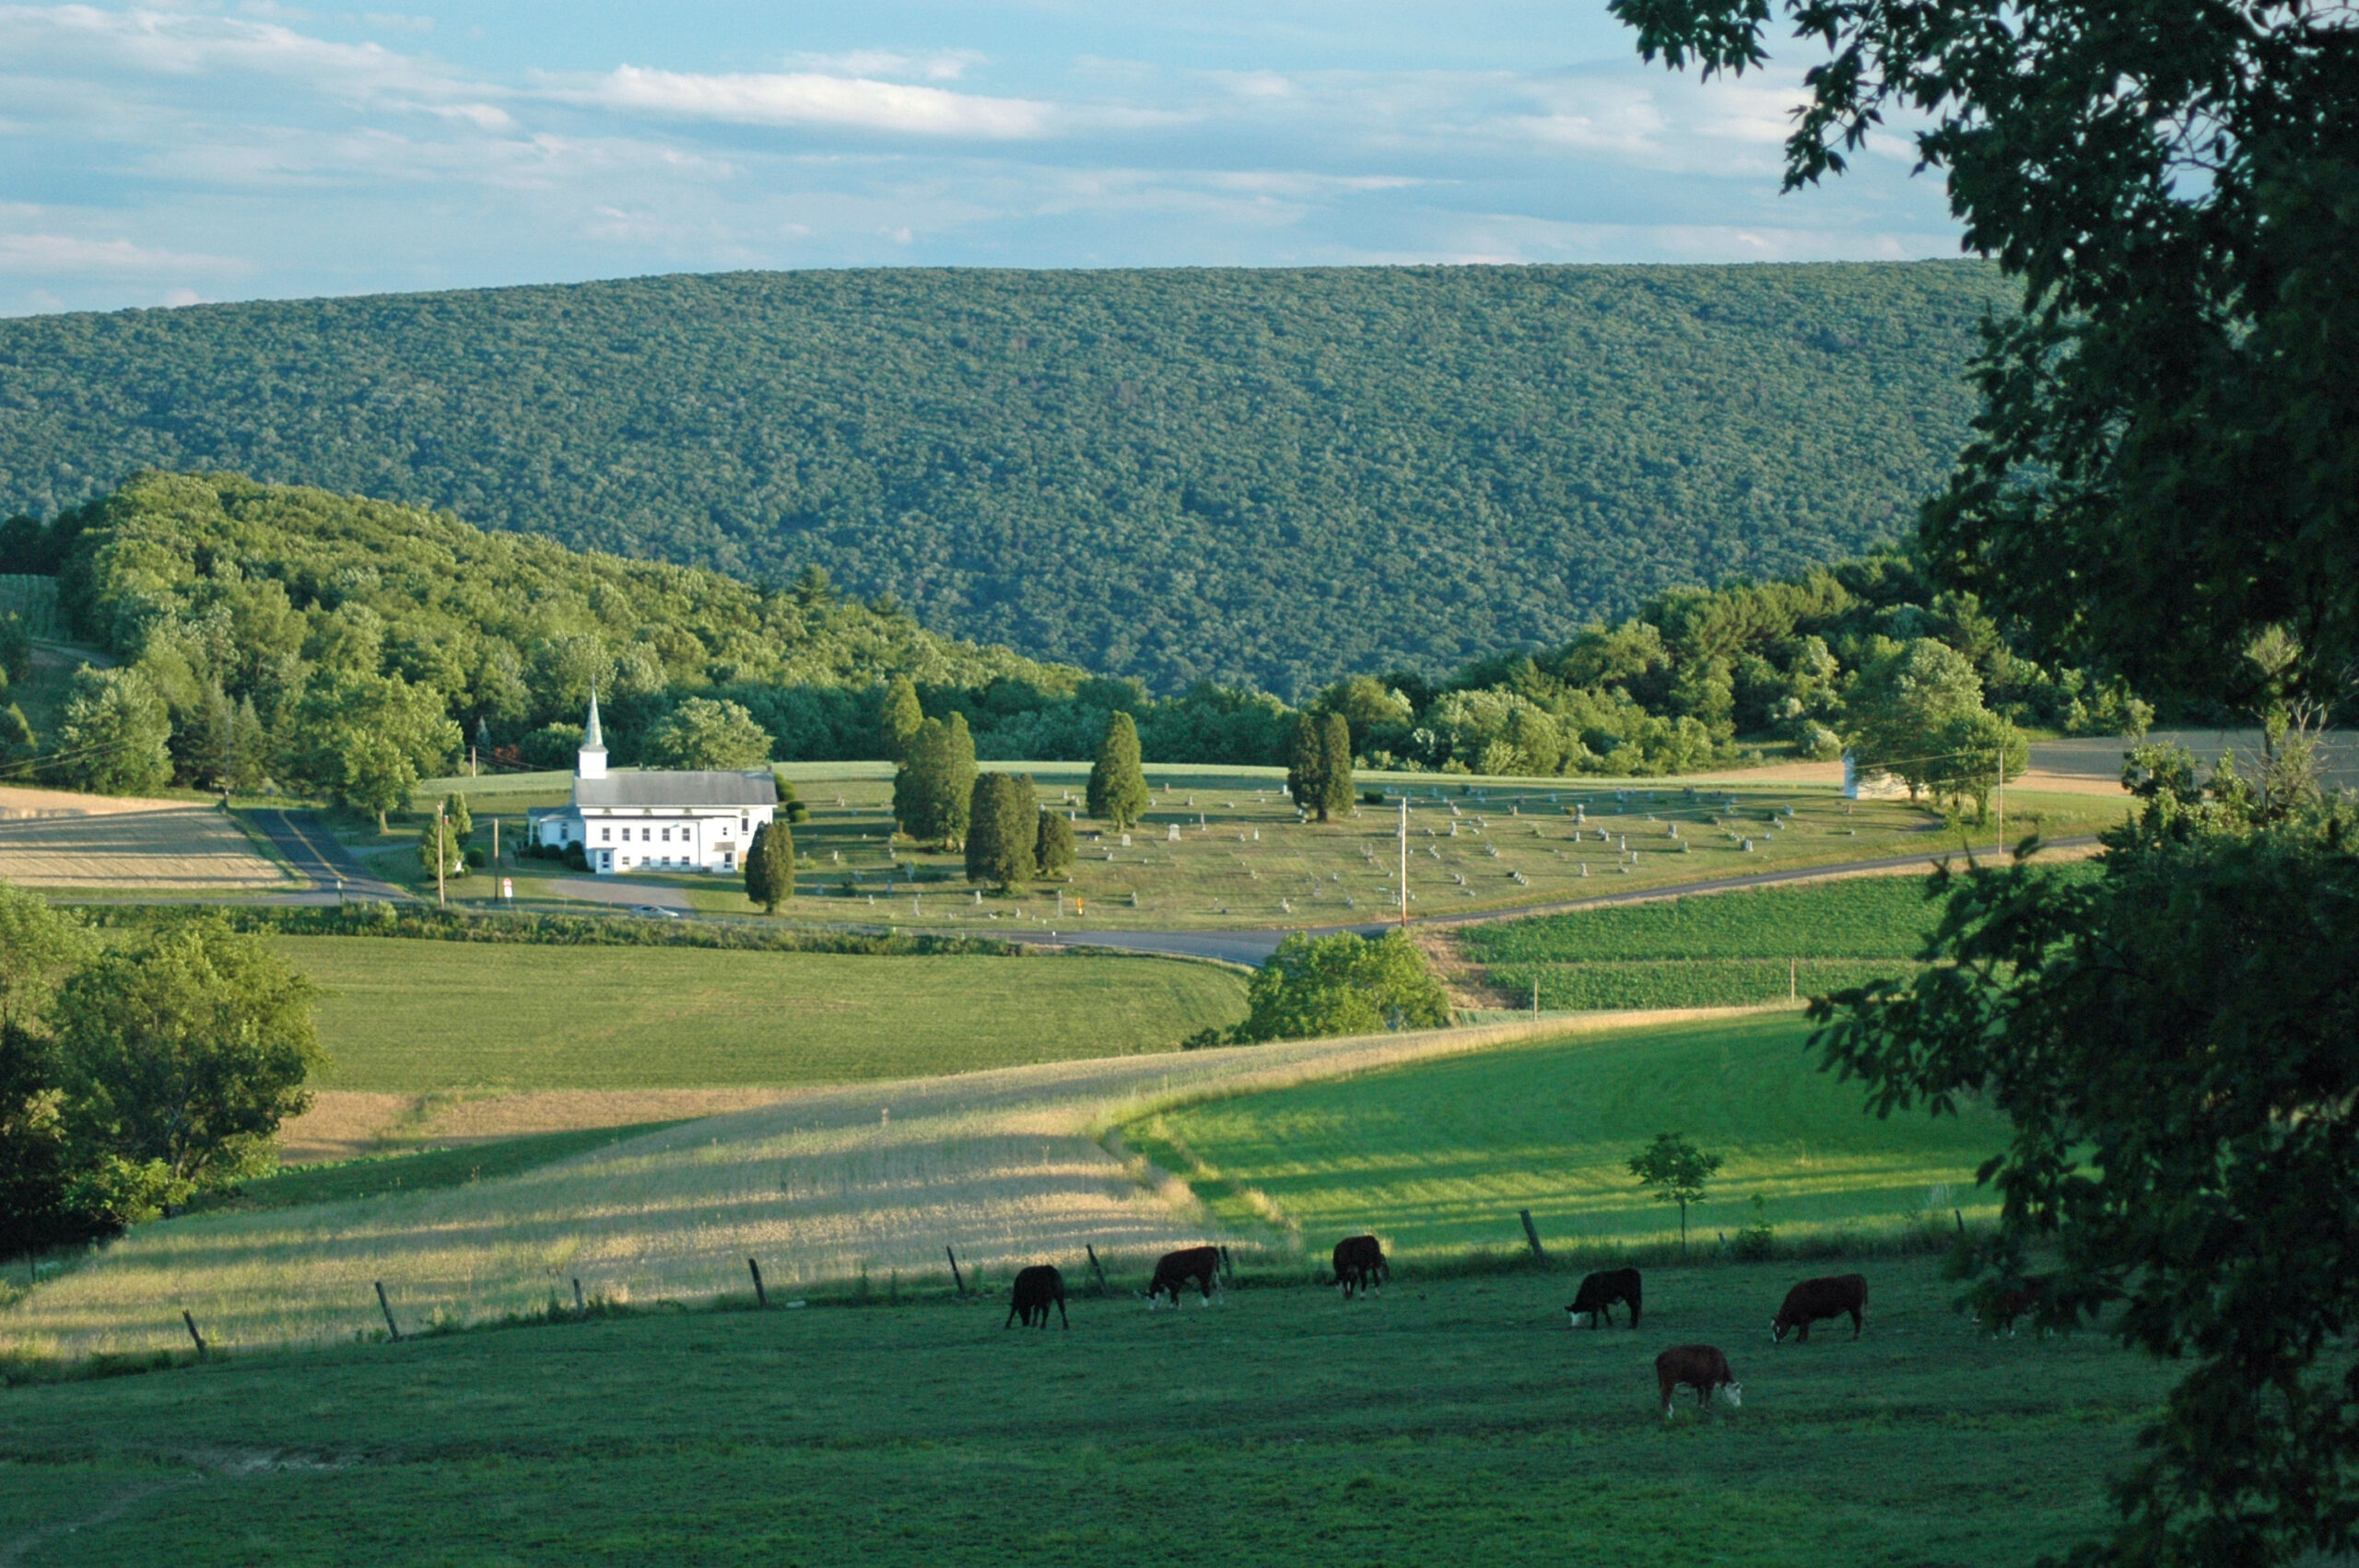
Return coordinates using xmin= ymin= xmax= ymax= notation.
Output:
xmin=0 ymin=2 xmax=1963 ymax=316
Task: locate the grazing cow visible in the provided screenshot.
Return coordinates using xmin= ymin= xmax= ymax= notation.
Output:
xmin=1989 ymin=1274 xmax=2052 ymax=1338
xmin=1655 ymin=1344 xmax=1743 ymax=1420
xmin=1146 ymin=1246 xmax=1223 ymax=1308
xmin=1772 ymin=1273 xmax=1869 ymax=1342
xmin=1333 ymin=1235 xmax=1389 ymax=1299
xmin=1006 ymin=1265 xmax=1069 ymax=1329
xmin=1565 ymin=1267 xmax=1642 ymax=1330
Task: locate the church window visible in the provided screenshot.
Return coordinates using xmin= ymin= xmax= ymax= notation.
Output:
xmin=600 ymin=827 xmax=611 ymax=843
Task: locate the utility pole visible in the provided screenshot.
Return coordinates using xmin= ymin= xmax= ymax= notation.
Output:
xmin=1996 ymin=725 xmax=2008 ymax=853
xmin=436 ymin=807 xmax=447 ymax=908
xmin=1398 ymin=795 xmax=1409 ymax=929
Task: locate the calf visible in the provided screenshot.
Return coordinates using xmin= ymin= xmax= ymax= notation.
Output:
xmin=1146 ymin=1246 xmax=1223 ymax=1309
xmin=1655 ymin=1344 xmax=1742 ymax=1421
xmin=1333 ymin=1235 xmax=1389 ymax=1299
xmin=1988 ymin=1274 xmax=2052 ymax=1338
xmin=1772 ymin=1273 xmax=1869 ymax=1342
xmin=1005 ymin=1264 xmax=1068 ymax=1329
xmin=1565 ymin=1267 xmax=1642 ymax=1330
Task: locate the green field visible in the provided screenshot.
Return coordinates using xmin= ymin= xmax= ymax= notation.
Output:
xmin=0 ymin=1255 xmax=2167 ymax=1566
xmin=1458 ymin=865 xmax=2104 ymax=1010
xmin=1132 ymin=1013 xmax=2005 ymax=1258
xmin=277 ymin=936 xmax=1250 ymax=1091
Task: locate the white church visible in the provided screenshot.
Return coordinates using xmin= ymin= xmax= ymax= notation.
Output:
xmin=528 ymin=694 xmax=779 ymax=876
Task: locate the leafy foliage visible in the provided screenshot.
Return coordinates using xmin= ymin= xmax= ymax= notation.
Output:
xmin=744 ymin=820 xmax=793 ymax=914
xmin=964 ymin=772 xmax=1039 ymax=890
xmin=1231 ymin=931 xmax=1450 ymax=1044
xmin=1627 ymin=1130 xmax=1723 ymax=1250
xmin=1086 ymin=710 xmax=1148 ymax=827
xmin=893 ymin=713 xmax=977 ymax=847
xmin=0 ymin=265 xmax=2015 ymax=697
xmin=1034 ymin=808 xmax=1074 ymax=879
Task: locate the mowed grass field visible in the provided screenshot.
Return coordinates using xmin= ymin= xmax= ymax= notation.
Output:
xmin=1131 ymin=1013 xmax=2005 ymax=1258
xmin=411 ymin=764 xmax=2133 ymax=930
xmin=276 ymin=936 xmax=1251 ymax=1091
xmin=0 ymin=1255 xmax=2172 ymax=1567
xmin=0 ymin=790 xmax=291 ymax=892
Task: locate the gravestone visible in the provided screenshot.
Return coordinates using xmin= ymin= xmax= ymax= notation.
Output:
xmin=1168 ymin=824 xmax=1181 ymax=841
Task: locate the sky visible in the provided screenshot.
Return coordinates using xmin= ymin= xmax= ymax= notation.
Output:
xmin=0 ymin=2 xmax=1965 ymax=317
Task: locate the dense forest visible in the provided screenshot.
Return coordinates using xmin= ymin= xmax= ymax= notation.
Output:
xmin=0 ymin=263 xmax=2012 ymax=696
xmin=0 ymin=473 xmax=2143 ymax=813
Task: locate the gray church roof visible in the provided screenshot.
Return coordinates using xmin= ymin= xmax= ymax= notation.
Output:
xmin=574 ymin=770 xmax=779 ymax=808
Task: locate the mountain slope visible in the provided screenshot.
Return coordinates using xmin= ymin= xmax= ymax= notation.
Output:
xmin=0 ymin=263 xmax=2011 ymax=696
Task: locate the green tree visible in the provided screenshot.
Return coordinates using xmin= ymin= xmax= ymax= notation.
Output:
xmin=0 ymin=1023 xmax=94 ymax=1255
xmin=878 ymin=674 xmax=923 ymax=762
xmin=53 ymin=917 xmax=323 ymax=1204
xmin=418 ymin=793 xmax=472 ymax=881
xmin=744 ymin=819 xmax=794 ymax=913
xmin=1034 ymin=807 xmax=1075 ymax=879
xmin=1843 ymin=638 xmax=1996 ymax=804
xmin=1086 ymin=710 xmax=1148 ymax=829
xmin=1285 ymin=712 xmax=1326 ymax=819
xmin=0 ymin=881 xmax=92 ymax=1034
xmin=52 ymin=665 xmax=171 ymax=796
xmin=1318 ymin=710 xmax=1355 ymax=821
xmin=0 ymin=612 xmax=29 ymax=685
xmin=1626 ymin=1132 xmax=1722 ymax=1255
xmin=285 ymin=670 xmax=461 ymax=830
xmin=1233 ymin=931 xmax=1451 ymax=1044
xmin=643 ymin=697 xmax=772 ymax=770
xmin=893 ymin=713 xmax=977 ymax=847
xmin=965 ymin=772 xmax=1039 ymax=891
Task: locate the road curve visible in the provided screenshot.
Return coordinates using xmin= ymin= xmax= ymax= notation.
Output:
xmin=245 ymin=807 xmax=409 ymax=904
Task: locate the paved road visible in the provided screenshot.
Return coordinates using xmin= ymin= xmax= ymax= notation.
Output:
xmin=1025 ymin=837 xmax=2097 ymax=965
xmin=246 ymin=808 xmax=408 ymax=904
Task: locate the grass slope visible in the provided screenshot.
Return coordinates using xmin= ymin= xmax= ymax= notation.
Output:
xmin=278 ymin=937 xmax=1250 ymax=1091
xmin=1133 ymin=1013 xmax=2004 ymax=1258
xmin=0 ymin=1258 xmax=2167 ymax=1567
xmin=0 ymin=263 xmax=2012 ymax=694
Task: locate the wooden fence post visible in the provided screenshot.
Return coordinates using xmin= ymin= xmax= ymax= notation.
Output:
xmin=945 ymin=1246 xmax=968 ymax=1297
xmin=1219 ymin=1245 xmax=1236 ymax=1284
xmin=182 ymin=1310 xmax=206 ymax=1362
xmin=748 ymin=1257 xmax=768 ymax=1308
xmin=572 ymin=1279 xmax=586 ymax=1321
xmin=1520 ymin=1210 xmax=1546 ymax=1262
xmin=374 ymin=1281 xmax=402 ymax=1342
xmin=1954 ymin=1210 xmax=1966 ymax=1237
xmin=1086 ymin=1245 xmax=1110 ymax=1298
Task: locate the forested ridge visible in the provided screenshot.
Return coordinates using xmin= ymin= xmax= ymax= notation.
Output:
xmin=0 ymin=263 xmax=2010 ymax=696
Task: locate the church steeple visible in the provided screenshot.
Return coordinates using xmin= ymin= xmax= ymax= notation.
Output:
xmin=578 ymin=689 xmax=608 ymax=780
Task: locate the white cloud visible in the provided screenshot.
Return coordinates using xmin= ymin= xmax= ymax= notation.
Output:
xmin=781 ymin=49 xmax=983 ymax=83
xmin=569 ymin=66 xmax=1052 ymax=139
xmin=0 ymin=230 xmax=240 ymax=275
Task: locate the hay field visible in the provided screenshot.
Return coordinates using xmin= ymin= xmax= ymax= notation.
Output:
xmin=2 ymin=1019 xmax=1588 ymax=1358
xmin=1131 ymin=1012 xmax=2006 ymax=1259
xmin=0 ymin=789 xmax=291 ymax=891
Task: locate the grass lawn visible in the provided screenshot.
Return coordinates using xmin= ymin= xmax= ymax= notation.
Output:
xmin=0 ymin=1255 xmax=2169 ymax=1567
xmin=1130 ymin=1012 xmax=2007 ymax=1259
xmin=1456 ymin=864 xmax=2104 ymax=1009
xmin=276 ymin=936 xmax=1250 ymax=1092
xmin=402 ymin=765 xmax=2133 ymax=931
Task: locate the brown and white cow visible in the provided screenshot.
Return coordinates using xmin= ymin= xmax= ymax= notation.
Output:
xmin=1332 ymin=1235 xmax=1388 ymax=1299
xmin=1772 ymin=1273 xmax=1868 ymax=1342
xmin=1565 ymin=1267 xmax=1642 ymax=1330
xmin=1146 ymin=1246 xmax=1223 ymax=1308
xmin=1655 ymin=1344 xmax=1743 ymax=1420
xmin=1988 ymin=1274 xmax=2052 ymax=1338
xmin=1005 ymin=1265 xmax=1069 ymax=1329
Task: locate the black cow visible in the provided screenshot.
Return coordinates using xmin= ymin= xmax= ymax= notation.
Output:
xmin=1146 ymin=1246 xmax=1223 ymax=1308
xmin=1006 ymin=1265 xmax=1068 ymax=1329
xmin=1772 ymin=1273 xmax=1869 ymax=1342
xmin=1565 ymin=1267 xmax=1642 ymax=1329
xmin=1333 ymin=1235 xmax=1389 ymax=1299
xmin=1655 ymin=1344 xmax=1742 ymax=1420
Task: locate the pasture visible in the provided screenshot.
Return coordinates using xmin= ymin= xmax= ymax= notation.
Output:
xmin=0 ymin=1255 xmax=2170 ymax=1566
xmin=0 ymin=788 xmax=291 ymax=892
xmin=1129 ymin=1013 xmax=2006 ymax=1259
xmin=412 ymin=764 xmax=2132 ymax=930
xmin=276 ymin=936 xmax=1251 ymax=1093
xmin=0 ymin=1021 xmax=1574 ymax=1359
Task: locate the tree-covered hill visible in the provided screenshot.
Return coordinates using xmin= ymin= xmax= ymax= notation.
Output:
xmin=0 ymin=263 xmax=2011 ymax=696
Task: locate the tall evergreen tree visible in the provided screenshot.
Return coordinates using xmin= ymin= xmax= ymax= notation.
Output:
xmin=1035 ymin=808 xmax=1075 ymax=879
xmin=745 ymin=819 xmax=794 ymax=913
xmin=965 ymin=772 xmax=1039 ymax=890
xmin=1285 ymin=712 xmax=1327 ymax=819
xmin=878 ymin=674 xmax=923 ymax=761
xmin=1087 ymin=710 xmax=1149 ymax=828
xmin=893 ymin=713 xmax=977 ymax=846
xmin=1319 ymin=710 xmax=1355 ymax=821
